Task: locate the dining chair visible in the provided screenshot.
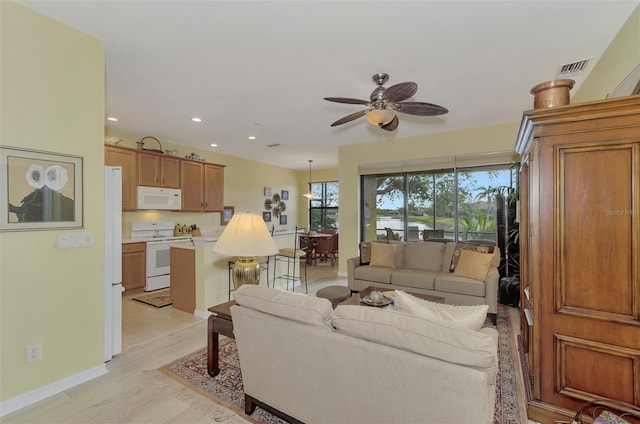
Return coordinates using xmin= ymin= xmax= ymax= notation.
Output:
xmin=311 ymin=233 xmax=338 ymax=267
xmin=273 ymin=226 xmax=308 ymax=293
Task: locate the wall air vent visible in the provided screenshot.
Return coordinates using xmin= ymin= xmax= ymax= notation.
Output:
xmin=556 ymin=58 xmax=592 ymax=78
xmin=267 ymin=143 xmax=281 ymax=148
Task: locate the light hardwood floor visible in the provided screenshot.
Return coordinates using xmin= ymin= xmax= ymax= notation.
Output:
xmin=3 ymin=262 xmax=538 ymax=423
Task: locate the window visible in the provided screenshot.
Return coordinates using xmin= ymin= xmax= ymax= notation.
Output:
xmin=361 ymin=164 xmax=516 ymax=242
xmin=308 ymin=181 xmax=338 ymax=231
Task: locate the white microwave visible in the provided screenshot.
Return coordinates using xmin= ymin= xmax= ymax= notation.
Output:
xmin=137 ymin=186 xmax=182 ymax=210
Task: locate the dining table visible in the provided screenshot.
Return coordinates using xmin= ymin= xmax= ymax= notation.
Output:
xmin=299 ymin=232 xmax=334 ymax=264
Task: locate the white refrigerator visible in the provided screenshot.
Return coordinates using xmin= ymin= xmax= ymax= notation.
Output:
xmin=104 ymin=166 xmax=123 ymax=361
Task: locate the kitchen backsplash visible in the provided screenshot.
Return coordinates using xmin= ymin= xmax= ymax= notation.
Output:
xmin=122 ymin=210 xmax=223 ymax=238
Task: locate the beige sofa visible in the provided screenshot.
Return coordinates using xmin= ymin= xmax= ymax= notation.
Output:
xmin=231 ymin=285 xmax=498 ymax=424
xmin=347 ymin=240 xmax=500 ymax=323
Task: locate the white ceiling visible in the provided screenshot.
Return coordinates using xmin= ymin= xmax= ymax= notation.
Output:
xmin=18 ymin=1 xmax=639 ymax=170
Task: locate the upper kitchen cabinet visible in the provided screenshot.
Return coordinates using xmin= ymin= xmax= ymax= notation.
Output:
xmin=105 ymin=145 xmax=137 ymax=211
xmin=138 ymin=152 xmax=181 ymax=188
xmin=180 ymin=160 xmax=225 ymax=212
xmin=203 ymin=164 xmax=224 ymax=212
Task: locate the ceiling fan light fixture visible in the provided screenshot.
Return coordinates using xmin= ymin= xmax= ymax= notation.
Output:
xmin=365 ymin=109 xmax=396 ymax=126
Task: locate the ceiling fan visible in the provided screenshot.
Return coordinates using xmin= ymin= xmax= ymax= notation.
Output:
xmin=324 ymin=73 xmax=448 ymax=131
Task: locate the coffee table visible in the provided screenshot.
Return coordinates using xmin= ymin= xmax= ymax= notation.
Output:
xmin=207 ymin=300 xmax=235 ymax=377
xmin=340 ymin=285 xmax=445 ymax=308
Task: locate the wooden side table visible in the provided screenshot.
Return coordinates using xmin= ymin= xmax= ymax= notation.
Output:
xmin=207 ymin=300 xmax=235 ymax=377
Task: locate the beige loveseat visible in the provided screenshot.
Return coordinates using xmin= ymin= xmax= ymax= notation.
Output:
xmin=231 ymin=285 xmax=498 ymax=424
xmin=347 ymin=240 xmax=500 ymax=322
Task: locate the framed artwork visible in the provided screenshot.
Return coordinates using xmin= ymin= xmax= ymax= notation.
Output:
xmin=281 ymin=189 xmax=289 ymax=200
xmin=0 ymin=146 xmax=83 ymax=231
xmin=262 ymin=211 xmax=271 ymax=222
xmin=263 ymin=187 xmax=272 ymax=196
xmin=221 ymin=206 xmax=234 ymax=225
xmin=279 ymin=214 xmax=287 ymax=225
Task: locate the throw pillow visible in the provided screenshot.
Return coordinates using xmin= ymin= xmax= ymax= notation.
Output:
xmin=369 ymin=242 xmax=396 ymax=269
xmin=359 ymin=241 xmax=372 ymax=265
xmin=393 ymin=290 xmax=489 ymax=330
xmin=453 ymin=249 xmax=494 ymax=281
xmin=449 ymin=242 xmax=495 ymax=272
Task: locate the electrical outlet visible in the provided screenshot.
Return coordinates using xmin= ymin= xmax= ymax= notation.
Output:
xmin=26 ymin=343 xmax=42 ymax=363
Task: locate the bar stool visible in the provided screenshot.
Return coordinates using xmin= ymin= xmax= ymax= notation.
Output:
xmin=272 ymin=226 xmax=307 ymax=293
xmin=228 ymin=256 xmax=269 ymax=300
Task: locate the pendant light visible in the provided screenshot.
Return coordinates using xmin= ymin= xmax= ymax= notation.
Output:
xmin=303 ymin=160 xmax=318 ymax=200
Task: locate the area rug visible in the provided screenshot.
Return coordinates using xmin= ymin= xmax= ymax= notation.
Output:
xmin=160 ymin=304 xmax=520 ymax=424
xmin=132 ymin=289 xmax=172 ymax=308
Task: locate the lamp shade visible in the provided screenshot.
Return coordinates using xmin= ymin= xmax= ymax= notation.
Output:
xmin=212 ymin=213 xmax=279 ymax=257
xmin=366 ymin=109 xmax=396 ymax=126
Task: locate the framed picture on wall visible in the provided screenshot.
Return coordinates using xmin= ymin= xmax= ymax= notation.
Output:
xmin=281 ymin=189 xmax=289 ymax=200
xmin=221 ymin=206 xmax=234 ymax=225
xmin=280 ymin=214 xmax=287 ymax=225
xmin=263 ymin=187 xmax=272 ymax=196
xmin=263 ymin=211 xmax=271 ymax=222
xmin=0 ymin=146 xmax=83 ymax=231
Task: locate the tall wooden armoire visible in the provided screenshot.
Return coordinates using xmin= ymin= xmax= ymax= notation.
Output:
xmin=515 ymin=95 xmax=640 ymax=423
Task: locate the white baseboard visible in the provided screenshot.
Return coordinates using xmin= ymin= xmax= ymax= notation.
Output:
xmin=0 ymin=364 xmax=108 ymax=417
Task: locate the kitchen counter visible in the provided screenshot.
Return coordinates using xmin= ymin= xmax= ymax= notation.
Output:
xmin=168 ymin=230 xmax=302 ymax=319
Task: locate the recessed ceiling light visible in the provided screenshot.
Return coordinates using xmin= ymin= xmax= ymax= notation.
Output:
xmin=210 ymin=143 xmax=218 ymax=147
xmin=107 ymin=117 xmax=118 ymax=122
xmin=248 ymin=136 xmax=256 ymax=140
xmin=192 ymin=117 xmax=202 ymax=123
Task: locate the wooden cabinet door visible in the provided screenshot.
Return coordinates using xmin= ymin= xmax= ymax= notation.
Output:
xmin=138 ymin=152 xmax=161 ymax=187
xmin=160 ymin=156 xmax=181 ymax=188
xmin=170 ymin=247 xmax=195 ymax=313
xmin=105 ymin=146 xmax=137 ymax=211
xmin=181 ymin=161 xmax=204 ymax=211
xmin=538 ymin=136 xmax=640 ymax=410
xmin=122 ymin=242 xmax=146 ymax=292
xmin=203 ymin=164 xmax=223 ymax=212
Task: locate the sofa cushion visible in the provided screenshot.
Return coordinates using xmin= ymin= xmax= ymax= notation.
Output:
xmin=390 ymin=269 xmax=437 ymax=290
xmin=403 ymin=241 xmax=445 ymax=272
xmin=369 ymin=242 xmax=397 ymax=269
xmin=449 ymin=242 xmax=495 ymax=272
xmin=454 ymin=249 xmax=494 ymax=281
xmin=234 ymin=285 xmax=333 ymax=327
xmin=332 ymin=305 xmax=497 ymax=370
xmin=354 ymin=265 xmax=393 ymax=284
xmin=393 ymin=290 xmax=489 ymax=329
xmin=435 ymin=273 xmax=486 ymax=297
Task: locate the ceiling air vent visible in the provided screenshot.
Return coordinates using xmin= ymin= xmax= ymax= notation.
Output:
xmin=267 ymin=143 xmax=281 ymax=148
xmin=556 ymin=58 xmax=592 ymax=78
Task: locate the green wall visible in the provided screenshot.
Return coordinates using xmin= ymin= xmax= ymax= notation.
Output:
xmin=574 ymin=4 xmax=640 ymax=103
xmin=1 ymin=1 xmax=106 ymax=401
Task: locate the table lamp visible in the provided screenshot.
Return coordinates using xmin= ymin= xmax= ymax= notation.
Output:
xmin=212 ymin=213 xmax=279 ymax=289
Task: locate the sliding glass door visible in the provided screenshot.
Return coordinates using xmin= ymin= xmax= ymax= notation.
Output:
xmin=361 ymin=165 xmax=515 ymax=243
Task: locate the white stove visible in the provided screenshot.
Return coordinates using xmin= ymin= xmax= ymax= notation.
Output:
xmin=131 ymin=222 xmax=191 ymax=291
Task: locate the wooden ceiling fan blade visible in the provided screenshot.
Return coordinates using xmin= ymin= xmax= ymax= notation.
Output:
xmin=394 ymin=101 xmax=449 ymax=116
xmin=330 ymin=109 xmax=369 ymax=127
xmin=380 ymin=115 xmax=399 ymax=131
xmin=324 ymin=97 xmax=371 ymax=105
xmin=382 ymin=82 xmax=418 ymax=102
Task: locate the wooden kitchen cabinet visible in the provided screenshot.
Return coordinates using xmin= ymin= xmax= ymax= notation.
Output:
xmin=180 ymin=160 xmax=224 ymax=212
xmin=515 ymin=95 xmax=640 ymax=423
xmin=122 ymin=242 xmax=146 ymax=292
xmin=138 ymin=152 xmax=181 ymax=188
xmin=170 ymin=247 xmax=195 ymax=313
xmin=105 ymin=145 xmax=137 ymax=211
xmin=203 ymin=164 xmax=224 ymax=212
